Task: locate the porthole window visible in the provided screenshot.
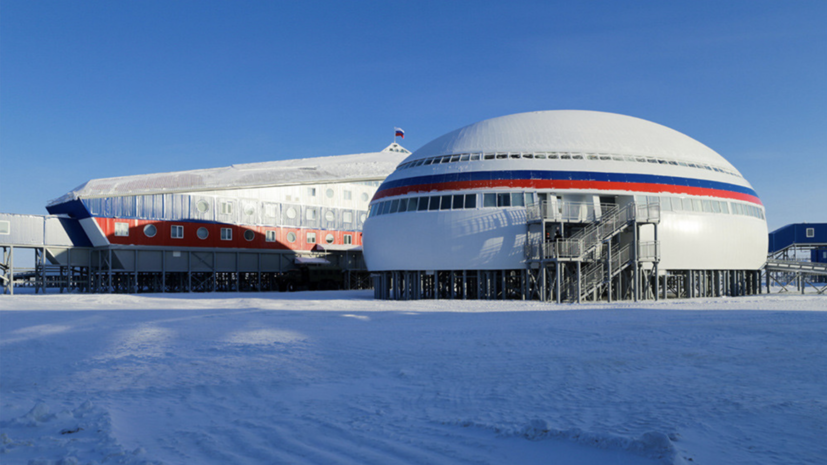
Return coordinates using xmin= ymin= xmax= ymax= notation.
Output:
xmin=361 ymin=193 xmax=369 ymax=202
xmin=325 ymin=210 xmax=335 ymax=222
xmin=197 ymin=227 xmax=209 ymax=240
xmin=359 ymin=213 xmax=366 ymax=222
xmin=325 ymin=233 xmax=334 ymax=244
xmin=244 ymin=230 xmax=255 ymax=241
xmin=286 ymin=207 xmax=297 ymax=219
xmin=326 ymin=188 xmax=335 ymax=198
xmin=244 ymin=204 xmax=256 ymax=216
xmin=287 ymin=232 xmax=297 ymax=243
xmin=144 ymin=224 xmax=157 ymax=238
xmin=196 ymin=200 xmax=210 ymax=213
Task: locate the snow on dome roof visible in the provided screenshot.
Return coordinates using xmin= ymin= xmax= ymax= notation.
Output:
xmin=408 ymin=110 xmax=735 ymax=169
xmin=48 ymin=144 xmax=409 ymax=205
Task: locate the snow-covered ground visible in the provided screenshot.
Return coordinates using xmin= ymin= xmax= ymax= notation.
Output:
xmin=1 ymin=292 xmax=826 ymax=465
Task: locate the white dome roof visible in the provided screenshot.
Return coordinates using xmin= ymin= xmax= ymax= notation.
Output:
xmin=409 ymin=110 xmax=735 ymax=170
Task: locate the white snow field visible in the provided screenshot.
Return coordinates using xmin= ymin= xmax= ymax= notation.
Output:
xmin=1 ymin=292 xmax=826 ymax=465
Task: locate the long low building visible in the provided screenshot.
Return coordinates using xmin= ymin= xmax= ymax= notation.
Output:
xmin=363 ymin=111 xmax=768 ymax=301
xmin=2 ymin=144 xmax=409 ymax=294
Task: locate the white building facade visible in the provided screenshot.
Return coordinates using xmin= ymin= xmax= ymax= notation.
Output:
xmin=364 ymin=111 xmax=767 ymax=301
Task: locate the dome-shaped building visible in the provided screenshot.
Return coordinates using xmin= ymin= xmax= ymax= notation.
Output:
xmin=363 ymin=111 xmax=767 ymax=302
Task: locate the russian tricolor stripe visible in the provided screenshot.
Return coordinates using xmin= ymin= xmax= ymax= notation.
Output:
xmin=373 ymin=170 xmax=762 ymax=205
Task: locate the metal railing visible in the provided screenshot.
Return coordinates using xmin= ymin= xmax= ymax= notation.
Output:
xmin=526 ymin=201 xmax=619 ymax=223
xmin=526 ymin=202 xmax=661 ymax=262
xmin=637 ymin=241 xmax=661 ymax=262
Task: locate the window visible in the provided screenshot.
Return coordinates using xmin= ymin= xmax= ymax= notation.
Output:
xmin=398 ymin=199 xmax=408 ymax=213
xmin=440 ymin=195 xmax=451 ymax=210
xmin=325 ymin=210 xmax=335 ymax=222
xmin=307 ymin=232 xmax=316 ymax=244
xmin=0 ymin=220 xmax=9 ymax=235
xmin=244 ymin=230 xmax=255 ymax=241
xmin=465 ymin=194 xmax=477 ymax=209
xmin=525 ymin=193 xmax=535 ymax=206
xmin=265 ymin=204 xmax=278 ymax=218
xmin=511 ymin=193 xmax=524 ymax=207
xmin=221 ymin=228 xmax=232 ymax=241
xmin=266 ymin=230 xmax=276 ymax=242
xmin=702 ymin=200 xmax=713 ymax=213
xmin=407 ymin=198 xmax=418 ymax=212
xmin=308 ymin=187 xmax=316 ymax=197
xmin=325 ymin=233 xmax=334 ymax=244
xmin=483 ymin=193 xmax=496 ymax=207
xmin=417 ymin=197 xmax=429 ymax=211
xmin=344 ymin=190 xmax=352 ymax=200
xmin=220 ymin=202 xmax=233 ymax=215
xmin=497 ymin=193 xmax=511 ymax=207
xmin=344 ymin=234 xmax=352 ymax=245
xmin=361 ymin=192 xmax=369 ymax=202
xmin=343 ymin=211 xmax=353 ymax=223
xmin=144 ymin=224 xmax=157 ymax=238
xmin=171 ymin=225 xmax=184 ymax=239
xmin=243 ymin=204 xmax=256 ymax=216
xmin=326 ymin=188 xmax=335 ymax=198
xmin=196 ymin=200 xmax=210 ymax=213
xmin=692 ymin=199 xmax=703 ymax=212
xmin=428 ymin=196 xmax=440 ymax=211
xmin=287 ymin=232 xmax=297 ymax=243
xmin=306 ymin=208 xmax=317 ymax=221
xmin=381 ymin=202 xmax=391 ymax=215
xmin=197 ymin=227 xmax=209 ymax=240
xmin=807 ymin=228 xmax=815 ymax=238
xmin=390 ymin=199 xmax=400 ymax=213
xmin=453 ymin=194 xmax=464 ymax=209
xmin=286 ymin=207 xmax=297 ymax=219
xmin=683 ymin=198 xmax=693 ymax=211
xmin=115 ymin=222 xmax=129 ymax=237
xmin=660 ymin=197 xmax=672 ymax=212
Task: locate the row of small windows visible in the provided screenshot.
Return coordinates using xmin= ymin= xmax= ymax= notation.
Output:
xmin=303 ymin=187 xmax=369 ymax=202
xmin=116 ymin=223 xmax=352 ymax=245
xmin=199 ymin=199 xmax=367 ymax=218
xmin=649 ymin=195 xmax=765 ymax=219
xmin=370 ymin=192 xmax=764 ymax=220
xmin=395 ymin=152 xmax=742 ymax=179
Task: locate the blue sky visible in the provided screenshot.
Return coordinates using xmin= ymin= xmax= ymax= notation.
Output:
xmin=1 ymin=0 xmax=825 ymax=230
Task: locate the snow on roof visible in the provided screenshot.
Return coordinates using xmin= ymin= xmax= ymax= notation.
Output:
xmin=48 ymin=144 xmax=410 ymax=205
xmin=407 ymin=110 xmax=736 ymax=170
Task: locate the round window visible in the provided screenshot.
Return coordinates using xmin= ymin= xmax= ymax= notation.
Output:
xmin=144 ymin=224 xmax=157 ymax=238
xmin=196 ymin=200 xmax=210 ymax=213
xmin=325 ymin=234 xmax=334 ymax=244
xmin=360 ymin=213 xmax=366 ymax=222
xmin=244 ymin=230 xmax=255 ymax=241
xmin=244 ymin=204 xmax=256 ymax=216
xmin=287 ymin=232 xmax=297 ymax=243
xmin=325 ymin=211 xmax=335 ymax=222
xmin=361 ymin=193 xmax=369 ymax=202
xmin=326 ymin=188 xmax=335 ymax=198
xmin=286 ymin=207 xmax=297 ymax=219
xmin=197 ymin=227 xmax=209 ymax=240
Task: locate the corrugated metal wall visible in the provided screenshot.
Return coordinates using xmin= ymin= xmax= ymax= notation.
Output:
xmin=79 ymin=191 xmax=369 ymax=231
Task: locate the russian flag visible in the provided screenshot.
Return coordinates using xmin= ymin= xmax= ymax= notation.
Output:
xmin=395 ymin=127 xmax=405 ymax=138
